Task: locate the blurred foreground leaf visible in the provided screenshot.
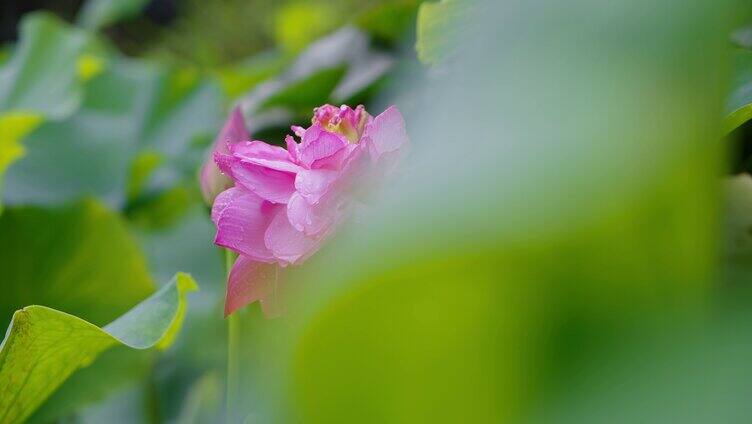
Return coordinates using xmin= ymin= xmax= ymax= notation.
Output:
xmin=0 ymin=273 xmax=197 ymax=424
xmin=250 ymin=0 xmax=737 ymax=422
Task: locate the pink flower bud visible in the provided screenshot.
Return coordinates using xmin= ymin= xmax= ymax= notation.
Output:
xmin=199 ymin=107 xmax=249 ymax=204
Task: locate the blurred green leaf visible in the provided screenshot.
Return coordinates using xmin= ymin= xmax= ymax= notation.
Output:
xmin=128 ymin=203 xmax=225 ymax=422
xmin=250 ymin=0 xmax=736 ymax=422
xmin=0 ymin=199 xmax=155 ymax=330
xmin=3 ymin=57 xmax=221 ymax=212
xmin=0 ymin=47 xmax=9 ymax=66
xmin=215 ymin=53 xmax=286 ymax=98
xmin=275 ymin=2 xmax=339 ymax=54
xmin=75 ymin=383 xmax=150 ymax=422
xmin=525 ymin=309 xmax=752 ymax=424
xmin=263 ymin=67 xmax=346 ymax=112
xmin=78 ymin=53 xmax=107 ymax=82
xmin=133 ymin=205 xmax=223 ymax=290
xmin=357 ymin=0 xmax=420 ymax=44
xmin=722 ymin=174 xmax=752 ymax=285
xmin=126 ymin=184 xmax=193 ymax=230
xmin=127 ymin=0 xmax=278 ymax=69
xmin=0 ymin=13 xmax=94 ymax=210
xmin=0 ymin=272 xmax=197 ymax=424
xmin=102 ymin=0 xmax=389 ymax=69
xmin=138 ymin=68 xmax=221 ymax=160
xmin=415 ymin=0 xmax=472 ymax=64
xmin=732 ymin=24 xmax=752 ymax=50
xmin=175 ymin=372 xmax=222 ymax=424
xmin=0 ymin=12 xmax=90 ymax=119
xmin=0 ymin=112 xmax=41 ymax=212
xmin=127 ymin=150 xmax=165 ymax=202
xmin=292 ymin=256 xmax=525 ymax=423
xmin=241 ymin=28 xmax=392 ymax=134
xmin=77 ymin=0 xmax=150 ymax=30
xmin=725 ymin=49 xmax=752 ymax=134
xmin=28 ymin=347 xmax=153 ymax=424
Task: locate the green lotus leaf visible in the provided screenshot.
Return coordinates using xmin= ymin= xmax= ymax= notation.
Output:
xmin=0 ymin=273 xmax=198 ymax=424
xmin=0 ymin=199 xmax=196 ymax=422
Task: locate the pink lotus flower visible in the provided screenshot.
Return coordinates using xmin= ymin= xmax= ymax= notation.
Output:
xmin=205 ymin=104 xmax=409 ymax=316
